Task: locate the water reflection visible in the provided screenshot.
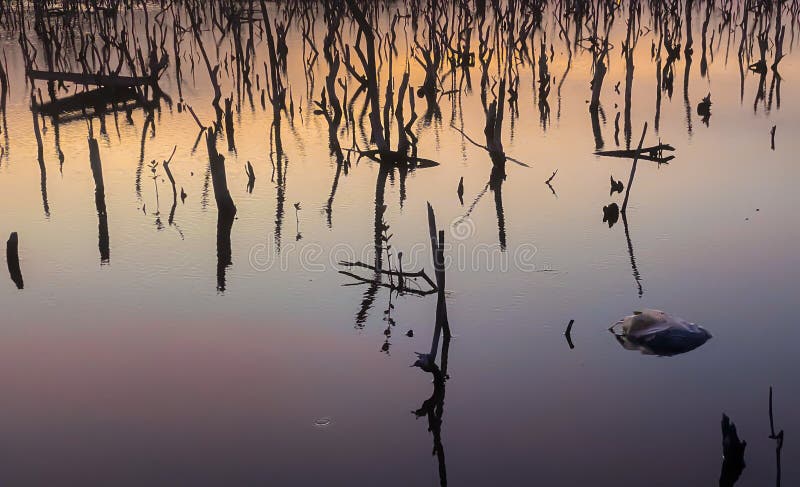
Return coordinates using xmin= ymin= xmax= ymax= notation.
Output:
xmin=610 ymin=175 xmax=624 ymax=196
xmin=31 ymin=95 xmax=50 ymax=217
xmin=714 ymin=388 xmax=786 ymax=487
xmin=162 ymin=147 xmax=184 ymax=238
xmin=698 ymin=94 xmax=712 ymax=126
xmin=87 ymin=125 xmax=110 ymax=264
xmin=602 ymin=202 xmax=619 ymax=228
xmin=412 ymin=204 xmax=452 ymax=486
xmin=768 ymin=387 xmax=785 ymax=487
xmin=205 ymin=129 xmax=237 ymax=292
xmin=720 ymin=414 xmax=746 ymax=487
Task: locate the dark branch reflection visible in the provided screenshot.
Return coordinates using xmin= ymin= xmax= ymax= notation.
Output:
xmin=88 ymin=124 xmax=110 ymax=264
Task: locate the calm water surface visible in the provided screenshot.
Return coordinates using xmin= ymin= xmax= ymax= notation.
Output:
xmin=0 ymin=2 xmax=798 ymax=485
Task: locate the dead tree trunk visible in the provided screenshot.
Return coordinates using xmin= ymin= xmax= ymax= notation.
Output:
xmin=205 ymin=128 xmax=235 ymax=291
xmin=205 ymin=128 xmax=237 ymax=217
xmin=224 ymin=96 xmax=236 ymax=151
xmin=589 ymin=50 xmax=607 ymax=110
xmin=344 ymin=0 xmax=387 ymax=151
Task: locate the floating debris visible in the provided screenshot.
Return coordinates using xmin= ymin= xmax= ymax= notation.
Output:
xmin=602 ymin=203 xmax=620 ymax=228
xmin=720 ymin=414 xmax=746 ymax=486
xmin=564 ymin=319 xmax=575 ymax=350
xmin=609 ymin=309 xmax=711 ymax=356
xmin=6 ymin=232 xmax=23 ymax=289
xmin=771 ymin=125 xmax=776 ymax=150
xmin=697 ymin=93 xmax=712 ymax=126
xmin=610 ymin=175 xmax=624 ymax=195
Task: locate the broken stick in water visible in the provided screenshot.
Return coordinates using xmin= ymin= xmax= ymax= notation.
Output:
xmin=771 ymin=125 xmax=776 ymax=150
xmin=245 ymin=161 xmax=256 ymax=193
xmin=6 ymin=232 xmax=23 ymax=289
xmin=595 ymin=142 xmax=674 ymax=164
xmin=622 ymin=123 xmax=648 ymax=214
xmin=564 ymin=319 xmax=575 ymax=349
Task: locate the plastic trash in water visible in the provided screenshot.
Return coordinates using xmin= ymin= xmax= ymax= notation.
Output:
xmin=609 ymin=309 xmax=712 ymax=356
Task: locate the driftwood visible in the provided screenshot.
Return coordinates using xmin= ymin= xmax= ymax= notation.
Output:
xmin=33 ymin=86 xmax=139 ymax=115
xmin=346 ymin=148 xmax=440 ymax=168
xmin=28 ymin=70 xmax=155 ymax=88
xmin=6 ymin=232 xmax=23 ymax=289
xmin=339 ymin=262 xmax=438 ymax=296
xmin=595 ymin=143 xmax=674 ymax=164
xmin=337 ymin=202 xmax=446 ymax=297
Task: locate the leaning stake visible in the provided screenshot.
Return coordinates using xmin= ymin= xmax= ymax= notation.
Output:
xmin=622 ymin=123 xmax=648 ymax=214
